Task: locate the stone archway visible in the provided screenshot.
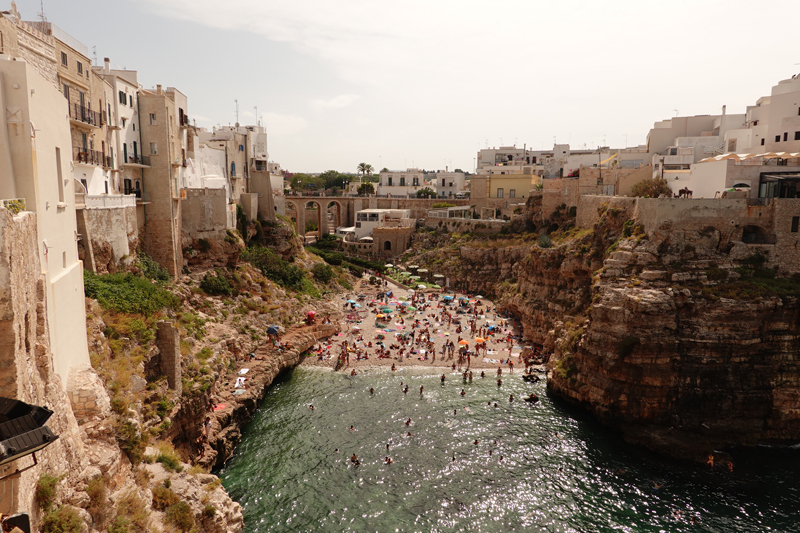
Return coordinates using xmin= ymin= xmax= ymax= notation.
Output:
xmin=328 ymin=201 xmax=344 ymax=232
xmin=304 ymin=200 xmax=328 ymax=238
xmin=285 ymin=199 xmax=304 ymax=237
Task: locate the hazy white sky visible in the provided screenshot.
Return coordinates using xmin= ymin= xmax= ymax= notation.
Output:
xmin=16 ymin=0 xmax=800 ymax=172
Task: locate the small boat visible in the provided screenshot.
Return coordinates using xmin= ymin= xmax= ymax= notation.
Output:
xmin=524 ymin=394 xmax=539 ymax=404
xmin=522 ymin=374 xmax=540 ymax=383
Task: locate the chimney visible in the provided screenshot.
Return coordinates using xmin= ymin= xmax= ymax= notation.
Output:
xmin=157 ymin=84 xmax=162 ymax=95
xmin=722 ymin=104 xmax=726 ymax=116
xmin=104 ymin=57 xmax=110 ymax=74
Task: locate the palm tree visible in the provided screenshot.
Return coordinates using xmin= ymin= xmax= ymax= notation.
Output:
xmin=357 ymin=162 xmax=369 ymax=179
xmin=364 ymin=164 xmax=374 ymax=180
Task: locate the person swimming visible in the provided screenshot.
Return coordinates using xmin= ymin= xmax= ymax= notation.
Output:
xmin=351 ymin=454 xmax=360 ymax=466
xmin=369 ymin=388 xmax=374 ymax=395
xmin=384 ymin=456 xmax=393 ymax=464
xmin=509 ymin=395 xmax=514 ymax=402
xmin=441 ymin=374 xmax=446 ymax=383
xmin=405 ymin=418 xmax=412 ymax=426
xmin=460 ymin=389 xmax=466 ymax=396
xmin=497 ymin=379 xmax=502 ymax=387
xmin=309 ymin=404 xmax=314 ymax=410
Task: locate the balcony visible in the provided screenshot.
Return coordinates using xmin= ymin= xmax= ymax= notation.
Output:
xmin=73 ymin=148 xmax=110 ymax=167
xmin=179 ymin=113 xmax=190 ymax=128
xmin=123 ymin=155 xmax=151 ymax=168
xmin=68 ymin=103 xmax=101 ymax=129
xmin=84 ymin=194 xmax=137 ymax=208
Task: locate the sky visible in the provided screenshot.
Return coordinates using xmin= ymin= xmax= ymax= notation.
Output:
xmin=15 ymin=0 xmax=800 ymax=173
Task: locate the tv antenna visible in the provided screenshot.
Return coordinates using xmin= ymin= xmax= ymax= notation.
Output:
xmin=234 ymin=99 xmax=239 ymax=126
xmin=673 ymin=109 xmax=679 ymax=117
xmin=37 ymin=0 xmax=47 ymax=22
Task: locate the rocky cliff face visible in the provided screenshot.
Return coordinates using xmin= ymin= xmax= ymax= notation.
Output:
xmin=406 ymin=207 xmax=800 ymax=459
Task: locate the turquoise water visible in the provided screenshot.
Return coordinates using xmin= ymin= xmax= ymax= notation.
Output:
xmin=217 ymin=367 xmax=800 ymax=532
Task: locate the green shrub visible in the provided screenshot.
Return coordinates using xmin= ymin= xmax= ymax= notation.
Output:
xmin=165 ymin=501 xmax=195 ymax=532
xmin=84 ymin=272 xmax=180 ymax=314
xmin=342 ymin=262 xmax=363 ymax=277
xmin=86 ymin=477 xmax=109 ymax=528
xmin=203 ymin=504 xmax=217 ymax=517
xmin=568 ymin=206 xmax=577 ymax=217
xmin=241 ymin=246 xmax=305 ymax=290
xmin=115 ymin=491 xmax=150 ymax=531
xmin=36 ymin=473 xmax=63 ymax=511
xmin=312 ymin=263 xmax=333 ymax=283
xmin=152 ymin=485 xmax=180 ymax=511
xmin=115 ymin=419 xmax=146 ymax=465
xmin=156 ymin=444 xmax=183 ymax=472
xmin=41 ymin=505 xmax=82 ymax=533
xmin=198 ymin=238 xmax=211 ymax=252
xmin=109 ymin=516 xmax=131 ymax=533
xmin=706 ymin=267 xmax=728 ymax=281
xmin=200 ymin=271 xmax=234 ymax=296
xmin=538 ymin=235 xmax=552 ymax=248
xmin=134 ymin=252 xmax=171 ymax=282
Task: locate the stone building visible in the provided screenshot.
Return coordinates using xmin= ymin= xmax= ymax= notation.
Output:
xmin=0 ymin=3 xmax=58 ymax=88
xmin=138 ymin=85 xmax=187 ymax=277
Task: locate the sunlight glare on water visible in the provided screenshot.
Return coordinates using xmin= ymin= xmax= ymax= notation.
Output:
xmin=216 ymin=367 xmax=800 ymax=533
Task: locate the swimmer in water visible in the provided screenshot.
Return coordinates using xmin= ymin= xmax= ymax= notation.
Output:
xmin=497 ymin=379 xmax=502 ymax=387
xmin=309 ymin=404 xmax=314 ymax=410
xmin=509 ymin=394 xmax=514 ymax=402
xmin=420 ymin=385 xmax=424 ymax=394
xmin=405 ymin=418 xmax=412 ymax=426
xmin=481 ymin=371 xmax=485 ymax=378
xmin=473 ymin=440 xmax=479 ymax=445
xmin=441 ymin=374 xmax=446 ymax=383
xmin=460 ymin=389 xmax=466 ymax=396
xmin=384 ymin=456 xmax=393 ymax=464
xmin=349 ymin=425 xmax=355 ymax=431
xmin=369 ymin=388 xmax=374 ymax=395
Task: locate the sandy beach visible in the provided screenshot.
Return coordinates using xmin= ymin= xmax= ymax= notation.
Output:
xmin=301 ymin=275 xmax=537 ymax=374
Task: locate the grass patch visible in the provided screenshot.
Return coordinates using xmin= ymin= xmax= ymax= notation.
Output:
xmin=35 ymin=473 xmax=63 ymax=511
xmin=41 ymin=505 xmax=82 ymax=533
xmin=85 ymin=271 xmax=179 ymax=314
xmin=242 ymin=245 xmax=305 ymax=290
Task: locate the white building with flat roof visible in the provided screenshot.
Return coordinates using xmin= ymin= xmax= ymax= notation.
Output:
xmin=377 ymin=169 xmax=427 ymax=196
xmin=435 ymin=171 xmax=466 ymax=198
xmin=351 ymin=208 xmax=412 ymax=240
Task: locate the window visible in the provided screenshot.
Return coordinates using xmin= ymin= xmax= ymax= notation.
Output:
xmin=231 ymin=162 xmax=236 ymax=177
xmin=496 ymin=188 xmax=504 ymax=198
xmin=77 ymin=61 xmax=82 ymax=75
xmin=761 ymin=138 xmax=765 ymax=146
xmin=119 ymin=91 xmax=126 ymax=105
xmin=55 ymin=147 xmax=64 ymax=203
xmin=132 ymin=123 xmax=135 ymax=131
xmin=784 ymin=132 xmax=789 ymax=142
xmin=413 ymin=177 xmax=419 ymax=186
xmin=388 ymin=177 xmax=393 ymax=186
xmin=150 ymin=142 xmax=158 ymax=155
xmin=400 ymin=177 xmax=405 ymax=186
xmin=239 ymin=144 xmax=244 ymax=152
xmin=63 ymin=84 xmax=69 ymax=99
xmin=795 ymin=132 xmax=800 ymax=141
xmin=149 ymin=113 xmax=156 ymax=125
xmin=727 ymin=139 xmax=737 ymax=152
xmin=509 ymin=189 xmax=516 ymax=198
xmin=441 ymin=179 xmax=445 ymax=187
xmin=776 ymin=135 xmax=781 ymax=142
xmin=384 ymin=241 xmax=392 ymax=251
xmin=121 ymin=118 xmax=126 ymax=128
xmin=60 ymin=51 xmax=67 ymax=66
xmin=128 ymin=95 xmax=132 ymax=107
xmin=792 ymin=216 xmax=799 ymax=233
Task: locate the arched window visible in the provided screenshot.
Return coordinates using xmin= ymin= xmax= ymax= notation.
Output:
xmin=384 ymin=240 xmax=392 ymax=251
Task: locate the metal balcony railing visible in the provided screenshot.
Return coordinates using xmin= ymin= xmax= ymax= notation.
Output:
xmin=68 ymin=103 xmax=101 ymax=128
xmin=126 ymin=155 xmax=151 ymax=166
xmin=73 ymin=148 xmax=107 ymax=166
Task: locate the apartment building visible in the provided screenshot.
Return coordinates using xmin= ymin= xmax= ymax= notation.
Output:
xmin=0 ymin=56 xmax=90 ymax=385
xmin=377 ymin=168 xmax=427 ymax=196
xmin=138 ymin=85 xmax=187 ymax=277
xmin=435 ymin=171 xmax=466 ymax=198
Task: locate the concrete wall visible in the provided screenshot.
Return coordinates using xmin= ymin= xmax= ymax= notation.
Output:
xmin=0 ymin=58 xmax=90 ymax=386
xmin=423 ymin=217 xmax=507 ymax=234
xmin=181 ymin=188 xmax=228 ymax=240
xmin=249 ymin=171 xmax=277 ymax=221
xmin=576 ymin=195 xmax=637 ymax=229
xmin=77 ymin=205 xmax=138 ymax=273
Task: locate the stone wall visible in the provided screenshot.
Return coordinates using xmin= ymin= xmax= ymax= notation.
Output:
xmin=771 ymin=198 xmax=800 ymax=274
xmin=157 ymin=321 xmax=182 ymax=395
xmin=576 ymin=195 xmax=637 ymax=229
xmin=371 ymin=226 xmax=415 ymax=258
xmin=0 ymin=209 xmax=87 ymax=525
xmin=77 ymin=205 xmax=138 ymax=273
xmin=423 ymin=217 xmax=507 ymax=234
xmin=0 ymin=10 xmax=58 ymax=89
xmin=542 ymin=178 xmax=580 ymax=220
xmin=182 ymin=188 xmax=228 ymax=241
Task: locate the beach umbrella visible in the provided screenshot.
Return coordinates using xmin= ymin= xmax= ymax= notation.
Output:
xmin=385 ymin=263 xmax=394 ymax=268
xmin=407 ymin=307 xmax=417 ymax=312
xmin=307 ymin=311 xmax=316 ymax=317
xmin=417 ymin=284 xmax=426 ymax=289
xmin=458 ymin=340 xmax=469 ymax=346
xmin=475 ymin=337 xmax=486 ymax=343
xmin=346 ymin=299 xmax=356 ymax=304
xmin=400 ymin=301 xmax=411 ymax=306
xmin=410 ymin=275 xmax=421 ymax=280
xmin=377 ymin=314 xmax=385 ymax=318
xmin=443 ymin=295 xmax=453 ymax=301
xmin=433 ymin=274 xmax=445 ymax=278
xmin=476 ymin=295 xmax=483 ymax=299
xmin=432 ymin=284 xmax=441 ymax=289
xmin=352 ymin=326 xmax=361 ymax=331
xmin=417 ymin=269 xmax=428 ymax=273
xmin=459 ymin=296 xmax=469 ymax=301
xmin=358 ymin=294 xmax=367 ymax=298
xmin=407 ymin=289 xmax=415 ymax=294
xmin=267 ymin=325 xmax=280 ymax=335
xmin=381 ymin=307 xmax=393 ymax=313
xmin=408 ymin=265 xmax=419 ymax=269
xmin=353 ymin=303 xmax=362 ymax=308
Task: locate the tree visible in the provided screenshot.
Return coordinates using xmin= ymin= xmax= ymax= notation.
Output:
xmin=357 ymin=182 xmax=375 ymax=195
xmin=380 ymin=167 xmax=389 ymax=173
xmin=416 ymin=187 xmax=436 ymax=198
xmin=629 ymin=177 xmax=673 ymax=198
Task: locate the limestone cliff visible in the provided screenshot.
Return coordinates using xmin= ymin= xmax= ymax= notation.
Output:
xmin=405 ymin=203 xmax=800 ymax=459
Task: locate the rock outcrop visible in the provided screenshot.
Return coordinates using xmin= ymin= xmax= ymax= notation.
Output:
xmin=405 ymin=206 xmax=800 ymax=460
